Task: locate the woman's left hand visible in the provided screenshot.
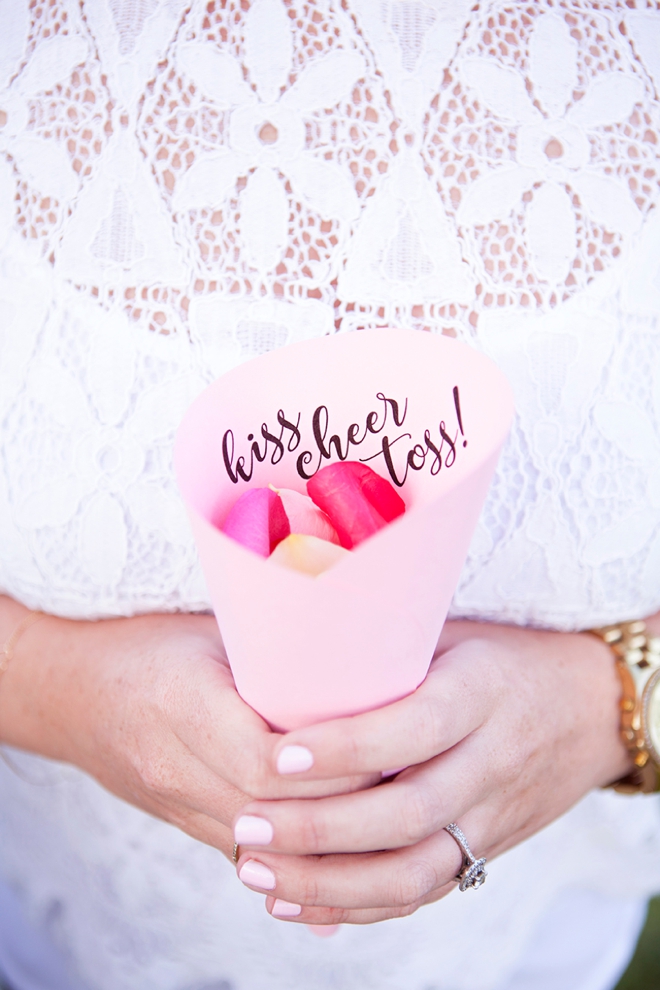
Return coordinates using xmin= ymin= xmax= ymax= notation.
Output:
xmin=232 ymin=619 xmax=638 ymax=925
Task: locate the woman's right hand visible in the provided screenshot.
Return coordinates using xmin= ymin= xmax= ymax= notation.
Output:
xmin=0 ymin=597 xmax=375 ymax=859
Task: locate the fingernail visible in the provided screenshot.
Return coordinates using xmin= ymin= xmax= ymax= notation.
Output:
xmin=307 ymin=924 xmax=340 ymax=937
xmin=234 ymin=815 xmax=273 ymax=846
xmin=272 ymin=899 xmax=302 ymax=918
xmin=238 ymin=860 xmax=276 ymax=891
xmin=277 ymin=745 xmax=314 ymax=774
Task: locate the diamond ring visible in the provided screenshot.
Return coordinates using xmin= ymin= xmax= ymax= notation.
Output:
xmin=444 ymin=823 xmax=487 ymax=891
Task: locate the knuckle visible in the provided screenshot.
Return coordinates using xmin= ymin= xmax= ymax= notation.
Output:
xmin=135 ymin=749 xmax=175 ymax=799
xmin=392 ymin=858 xmax=437 ymax=906
xmin=239 ymin=751 xmax=276 ymax=800
xmin=297 ymin=811 xmax=328 ymax=854
xmin=296 ymin=867 xmax=322 ymax=906
xmin=417 ymin=692 xmax=448 ymax=754
xmin=398 ymin=785 xmax=440 ymax=845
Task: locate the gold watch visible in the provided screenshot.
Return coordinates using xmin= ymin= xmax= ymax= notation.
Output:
xmin=588 ymin=620 xmax=660 ymax=794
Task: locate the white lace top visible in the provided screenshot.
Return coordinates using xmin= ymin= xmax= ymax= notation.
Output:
xmin=1 ymin=1 xmax=660 ymax=988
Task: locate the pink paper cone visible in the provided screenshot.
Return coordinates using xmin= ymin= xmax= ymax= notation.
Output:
xmin=174 ymin=328 xmax=514 ymax=730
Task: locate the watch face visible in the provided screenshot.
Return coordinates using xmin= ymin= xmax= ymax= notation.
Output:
xmin=643 ymin=669 xmax=660 ymax=764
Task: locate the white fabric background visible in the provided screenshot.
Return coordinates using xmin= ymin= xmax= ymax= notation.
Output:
xmin=1 ymin=0 xmax=660 ymax=987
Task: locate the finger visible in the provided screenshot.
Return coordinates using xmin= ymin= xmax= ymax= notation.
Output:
xmin=234 ymin=730 xmax=494 ymax=855
xmin=264 ymin=883 xmax=457 ymax=926
xmin=234 ymin=825 xmax=467 ymax=911
xmin=165 ymin=652 xmax=379 ymax=799
xmin=271 ymin=641 xmax=502 ymax=781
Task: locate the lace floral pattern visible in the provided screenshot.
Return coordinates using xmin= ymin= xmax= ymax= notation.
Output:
xmin=2 ymin=1 xmax=660 ymax=987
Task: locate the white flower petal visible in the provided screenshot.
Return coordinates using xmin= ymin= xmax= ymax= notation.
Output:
xmin=244 ymin=0 xmax=292 ymax=103
xmin=16 ymin=34 xmax=87 ymax=95
xmin=15 ymin=478 xmax=84 ymax=529
xmin=593 ymin=401 xmax=659 ymax=461
xmin=287 ymin=154 xmax=360 ymax=222
xmin=177 ymin=44 xmax=254 ymax=108
xmin=625 ymin=13 xmax=660 ymax=97
xmin=570 ymin=172 xmax=641 ymax=235
xmin=87 ymin=309 xmax=137 ymax=426
xmin=642 ymin=530 xmax=660 ymax=593
xmin=566 ymin=74 xmax=644 ymax=130
xmin=529 ymin=13 xmax=578 ymax=118
xmin=79 ymin=492 xmax=127 ymax=588
xmin=281 ymin=50 xmax=366 ymax=113
xmin=10 ymin=133 xmax=78 ymax=202
xmin=457 ymin=167 xmax=537 ymax=226
xmin=525 ymin=181 xmax=575 ymax=284
xmin=582 ymin=509 xmax=659 ymax=567
xmin=0 ymin=0 xmax=28 ymax=89
xmin=0 ymin=156 xmax=16 ymax=247
xmin=621 ymin=210 xmax=660 ymax=317
xmin=126 ymin=481 xmax=192 ymax=544
xmin=28 ymin=365 xmax=91 ymax=428
xmin=131 ymin=376 xmax=204 ymax=441
xmin=240 ymin=166 xmax=288 ymax=272
xmin=172 ymin=152 xmax=246 ymax=212
xmin=461 ymin=59 xmax=540 ymax=124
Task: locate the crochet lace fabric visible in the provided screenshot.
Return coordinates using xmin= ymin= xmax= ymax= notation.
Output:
xmin=1 ymin=1 xmax=660 ymax=988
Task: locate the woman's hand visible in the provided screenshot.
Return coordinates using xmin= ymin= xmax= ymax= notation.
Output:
xmin=0 ymin=597 xmax=377 ymax=861
xmin=231 ymin=619 xmax=639 ymax=925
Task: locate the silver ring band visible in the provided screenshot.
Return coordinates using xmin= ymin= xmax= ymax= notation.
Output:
xmin=444 ymin=822 xmax=487 ymax=891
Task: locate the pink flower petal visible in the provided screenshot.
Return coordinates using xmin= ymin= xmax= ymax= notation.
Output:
xmin=306 ymin=462 xmax=405 ymax=549
xmin=276 ymin=488 xmax=340 ymax=544
xmin=221 ymin=488 xmax=290 ymax=556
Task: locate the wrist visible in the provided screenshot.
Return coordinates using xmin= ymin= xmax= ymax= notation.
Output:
xmin=0 ymin=596 xmax=74 ymax=759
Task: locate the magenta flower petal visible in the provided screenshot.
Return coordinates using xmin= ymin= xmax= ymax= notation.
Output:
xmin=221 ymin=488 xmax=290 ymax=556
xmin=306 ymin=462 xmax=405 ymax=549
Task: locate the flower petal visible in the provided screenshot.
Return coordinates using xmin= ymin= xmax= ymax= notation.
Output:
xmin=172 ymin=152 xmax=246 ymax=212
xmin=286 ymin=154 xmax=360 ymax=222
xmin=222 ymin=488 xmax=290 ymax=556
xmin=569 ymin=172 xmax=641 ymax=235
xmin=79 ymin=492 xmax=128 ymax=588
xmin=461 ymin=59 xmax=540 ymax=123
xmin=529 ymin=13 xmax=578 ymax=118
xmin=277 ymin=488 xmax=339 ymax=544
xmin=16 ymin=34 xmax=87 ymax=95
xmin=583 ymin=509 xmax=658 ymax=567
xmin=269 ymin=534 xmax=349 ymax=576
xmin=241 ymin=166 xmax=289 ymax=272
xmin=593 ymin=401 xmax=659 ymax=461
xmin=625 ymin=13 xmax=660 ymax=97
xmin=280 ymin=50 xmax=366 ymax=113
xmin=566 ymin=74 xmax=644 ymax=130
xmin=177 ymin=44 xmax=254 ymax=108
xmin=457 ymin=167 xmax=537 ymax=226
xmin=244 ymin=0 xmax=292 ymax=103
xmin=525 ymin=181 xmax=575 ymax=284
xmin=307 ymin=462 xmax=405 ymax=549
xmin=10 ymin=133 xmax=78 ymax=202
xmin=0 ymin=0 xmax=28 ymax=88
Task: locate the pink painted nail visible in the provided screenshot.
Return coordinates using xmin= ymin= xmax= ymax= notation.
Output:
xmin=272 ymin=899 xmax=302 ymax=918
xmin=277 ymin=745 xmax=314 ymax=775
xmin=234 ymin=815 xmax=273 ymax=846
xmin=238 ymin=860 xmax=276 ymax=891
xmin=307 ymin=924 xmax=340 ymax=937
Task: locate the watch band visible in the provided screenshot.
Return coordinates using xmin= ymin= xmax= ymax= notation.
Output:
xmin=588 ymin=620 xmax=660 ymax=794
